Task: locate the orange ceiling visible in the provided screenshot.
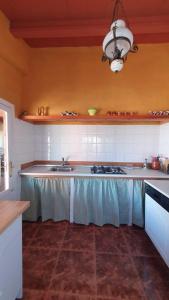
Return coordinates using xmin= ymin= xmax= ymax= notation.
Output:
xmin=0 ymin=0 xmax=169 ymax=47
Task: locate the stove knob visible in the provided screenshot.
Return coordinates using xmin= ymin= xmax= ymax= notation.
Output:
xmin=91 ymin=166 xmax=97 ymax=173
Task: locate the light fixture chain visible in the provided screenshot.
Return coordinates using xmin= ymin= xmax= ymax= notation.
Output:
xmin=119 ymin=0 xmax=131 ymax=30
xmin=112 ymin=0 xmax=120 ymax=23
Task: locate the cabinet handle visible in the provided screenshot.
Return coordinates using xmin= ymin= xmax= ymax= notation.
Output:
xmin=9 ymin=161 xmax=14 ymax=177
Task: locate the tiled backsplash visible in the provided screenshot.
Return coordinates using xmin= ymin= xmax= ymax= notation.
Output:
xmin=34 ymin=125 xmax=160 ymax=163
xmin=159 ymin=123 xmax=169 ymax=158
xmin=14 ymin=119 xmax=35 ymax=167
xmin=10 ymin=120 xmax=168 ymax=200
xmin=11 ymin=119 xmax=35 ymax=199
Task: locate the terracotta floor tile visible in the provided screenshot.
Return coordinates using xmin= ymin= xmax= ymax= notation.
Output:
xmin=133 ymin=256 xmax=169 ymax=290
xmin=41 ymin=220 xmax=69 ymax=228
xmin=142 ymin=285 xmax=169 ymax=300
xmin=24 ymin=270 xmax=52 ymax=290
xmin=70 ymin=223 xmax=95 ymax=229
xmin=23 ymin=222 xmax=168 ymax=299
xmin=120 ymin=225 xmax=144 ymax=231
xmin=20 ymin=289 xmax=46 ymax=300
xmin=23 ymin=222 xmax=40 ymax=235
xmin=133 ymin=256 xmax=169 ymax=283
xmin=96 ymin=296 xmax=146 ymax=300
xmin=96 ymin=253 xmax=145 ymax=298
xmin=50 ymin=250 xmax=96 ymax=295
xmin=22 ymin=222 xmax=40 ymax=246
xmin=23 ymin=247 xmax=58 ymax=272
xmin=95 ymin=224 xmax=116 ymax=229
xmin=96 ymin=293 xmax=147 ymax=300
xmin=45 ymin=291 xmax=95 ymax=300
xmin=95 ymin=228 xmax=129 ymax=254
xmin=30 ymin=224 xmax=66 ymax=248
xmin=23 ymin=247 xmax=58 ymax=290
xmin=156 ymin=285 xmax=169 ymax=300
xmin=63 ymin=227 xmax=94 ymax=251
xmin=124 ymin=230 xmax=159 ymax=256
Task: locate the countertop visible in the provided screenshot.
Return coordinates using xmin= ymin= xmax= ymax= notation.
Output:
xmin=0 ymin=201 xmax=30 ymax=234
xmin=20 ymin=165 xmax=169 ymax=179
xmin=145 ymin=180 xmax=169 ymax=198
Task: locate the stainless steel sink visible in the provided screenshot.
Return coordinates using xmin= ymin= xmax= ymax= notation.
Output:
xmin=50 ymin=166 xmax=74 ymax=172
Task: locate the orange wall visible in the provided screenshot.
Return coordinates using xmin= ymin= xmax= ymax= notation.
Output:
xmin=0 ymin=9 xmax=169 ymax=116
xmin=0 ymin=11 xmax=30 ymax=115
xmin=23 ymin=44 xmax=169 ymax=115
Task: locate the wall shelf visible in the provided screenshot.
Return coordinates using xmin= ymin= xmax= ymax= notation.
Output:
xmin=20 ymin=114 xmax=169 ymax=124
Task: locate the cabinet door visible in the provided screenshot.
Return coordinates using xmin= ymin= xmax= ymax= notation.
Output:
xmin=145 ymin=194 xmax=169 ymax=266
xmin=0 ymin=217 xmax=22 ymax=300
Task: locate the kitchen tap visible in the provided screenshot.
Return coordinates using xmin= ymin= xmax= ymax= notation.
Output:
xmin=143 ymin=158 xmax=148 ymax=169
xmin=62 ymin=157 xmax=65 ymax=166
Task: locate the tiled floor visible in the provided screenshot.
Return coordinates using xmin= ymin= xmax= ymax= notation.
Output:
xmin=22 ymin=221 xmax=169 ymax=300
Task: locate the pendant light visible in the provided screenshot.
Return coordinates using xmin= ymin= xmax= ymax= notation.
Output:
xmin=102 ymin=0 xmax=138 ymax=72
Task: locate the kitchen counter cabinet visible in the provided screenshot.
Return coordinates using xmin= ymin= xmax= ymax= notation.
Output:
xmin=145 ymin=180 xmax=169 ymax=267
xmin=21 ymin=176 xmax=144 ymax=227
xmin=20 ymin=166 xmax=169 ymax=227
xmin=0 ymin=201 xmax=29 ymax=300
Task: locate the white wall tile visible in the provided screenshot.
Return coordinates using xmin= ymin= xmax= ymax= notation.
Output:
xmin=33 ymin=124 xmax=161 ymax=163
xmin=10 ymin=119 xmax=35 ymax=199
xmin=159 ymin=123 xmax=169 ymax=158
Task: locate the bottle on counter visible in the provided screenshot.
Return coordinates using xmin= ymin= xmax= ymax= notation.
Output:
xmin=143 ymin=158 xmax=148 ymax=169
xmin=151 ymin=156 xmax=161 ymax=170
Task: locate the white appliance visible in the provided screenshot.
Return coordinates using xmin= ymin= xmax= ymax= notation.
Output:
xmin=145 ymin=180 xmax=169 ymax=267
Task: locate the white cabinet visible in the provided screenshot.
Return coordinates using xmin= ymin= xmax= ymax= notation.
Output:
xmin=0 ymin=216 xmax=22 ymax=300
xmin=145 ymin=184 xmax=169 ymax=267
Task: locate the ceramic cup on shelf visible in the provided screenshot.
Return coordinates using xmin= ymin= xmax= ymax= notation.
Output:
xmin=88 ymin=108 xmax=97 ymax=116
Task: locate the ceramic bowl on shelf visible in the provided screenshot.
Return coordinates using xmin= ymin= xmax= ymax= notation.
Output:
xmin=88 ymin=108 xmax=97 ymax=116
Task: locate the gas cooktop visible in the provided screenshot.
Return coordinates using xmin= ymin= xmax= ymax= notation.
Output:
xmin=91 ymin=166 xmax=126 ymax=175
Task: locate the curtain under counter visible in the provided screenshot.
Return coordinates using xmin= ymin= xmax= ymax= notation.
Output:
xmin=21 ymin=176 xmax=144 ymax=227
xmin=34 ymin=178 xmax=70 ymax=222
xmin=21 ymin=176 xmax=41 ymax=221
xmin=73 ymin=178 xmax=120 ymax=226
xmin=21 ymin=176 xmax=70 ymax=222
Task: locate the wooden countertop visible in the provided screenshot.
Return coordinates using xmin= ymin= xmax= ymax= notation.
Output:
xmin=0 ymin=201 xmax=30 ymax=234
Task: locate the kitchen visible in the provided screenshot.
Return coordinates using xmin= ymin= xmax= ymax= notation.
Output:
xmin=0 ymin=0 xmax=169 ymax=299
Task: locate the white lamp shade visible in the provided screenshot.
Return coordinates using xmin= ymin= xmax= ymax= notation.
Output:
xmin=103 ymin=21 xmax=133 ymax=59
xmin=110 ymin=19 xmax=126 ymax=30
xmin=110 ymin=59 xmax=124 ymax=72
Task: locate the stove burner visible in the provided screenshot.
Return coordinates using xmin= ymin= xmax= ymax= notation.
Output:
xmin=91 ymin=165 xmax=126 ymax=175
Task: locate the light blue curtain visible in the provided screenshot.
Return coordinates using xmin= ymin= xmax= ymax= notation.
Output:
xmin=21 ymin=176 xmax=70 ymax=221
xmin=34 ymin=177 xmax=70 ymax=221
xmin=21 ymin=176 xmax=144 ymax=227
xmin=21 ymin=176 xmax=41 ymax=221
xmin=116 ymin=179 xmax=133 ymax=224
xmin=73 ymin=178 xmax=137 ymax=227
xmin=133 ymin=180 xmax=145 ymax=227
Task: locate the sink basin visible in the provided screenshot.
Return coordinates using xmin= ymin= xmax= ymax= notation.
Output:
xmin=50 ymin=166 xmax=74 ymax=172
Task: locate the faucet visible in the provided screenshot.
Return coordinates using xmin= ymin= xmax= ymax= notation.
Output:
xmin=143 ymin=158 xmax=148 ymax=169
xmin=61 ymin=157 xmax=65 ymax=166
